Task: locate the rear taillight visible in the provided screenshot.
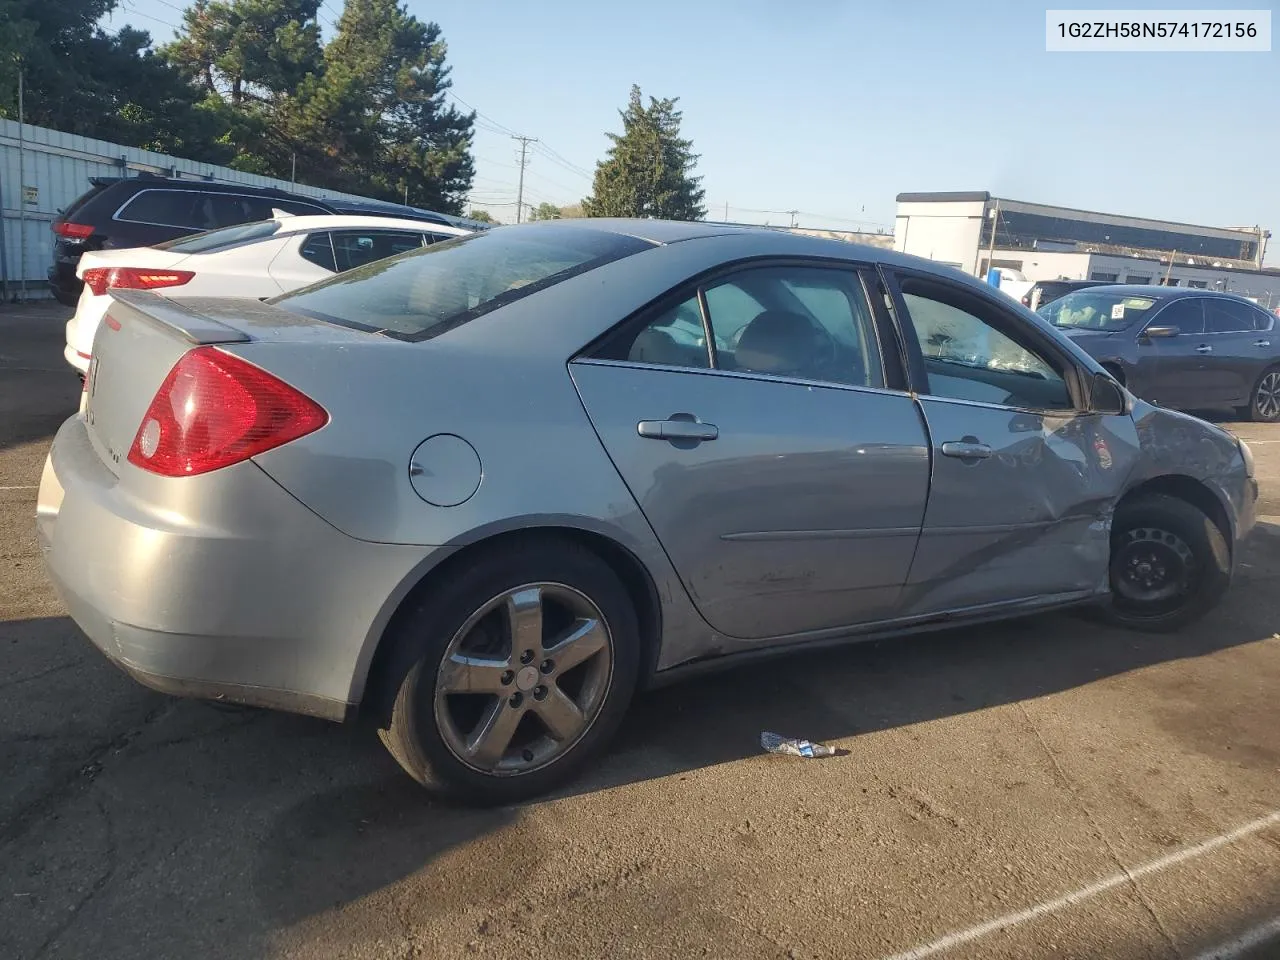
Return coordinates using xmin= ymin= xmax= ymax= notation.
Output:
xmin=82 ymin=267 xmax=195 ymax=296
xmin=127 ymin=347 xmax=328 ymax=477
xmin=54 ymin=221 xmax=94 ymax=240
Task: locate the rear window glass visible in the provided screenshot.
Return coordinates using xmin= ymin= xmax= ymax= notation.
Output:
xmin=272 ymin=225 xmax=653 ymax=341
xmin=153 ymin=220 xmax=281 ymax=253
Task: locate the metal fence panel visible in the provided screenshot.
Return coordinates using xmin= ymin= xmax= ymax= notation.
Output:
xmin=0 ymin=119 xmax=393 ymax=299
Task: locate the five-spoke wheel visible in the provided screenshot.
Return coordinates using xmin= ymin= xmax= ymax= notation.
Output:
xmin=434 ymin=583 xmax=613 ymax=775
xmin=378 ymin=538 xmax=639 ymax=803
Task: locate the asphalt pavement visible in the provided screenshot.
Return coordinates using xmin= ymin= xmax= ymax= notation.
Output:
xmin=3 ymin=301 xmax=1280 ymax=960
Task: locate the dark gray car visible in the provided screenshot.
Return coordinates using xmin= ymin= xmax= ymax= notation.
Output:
xmin=37 ymin=221 xmax=1259 ymax=803
xmin=1040 ymin=286 xmax=1280 ymax=421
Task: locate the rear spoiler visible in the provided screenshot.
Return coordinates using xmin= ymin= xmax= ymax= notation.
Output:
xmin=107 ymin=290 xmax=254 ymax=345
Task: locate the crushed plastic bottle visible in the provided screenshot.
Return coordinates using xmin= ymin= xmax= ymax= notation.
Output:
xmin=760 ymin=731 xmax=838 ymax=758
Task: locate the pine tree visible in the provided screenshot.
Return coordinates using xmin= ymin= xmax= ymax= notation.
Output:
xmin=583 ymin=85 xmax=705 ymax=221
xmin=162 ymin=0 xmax=474 ymax=212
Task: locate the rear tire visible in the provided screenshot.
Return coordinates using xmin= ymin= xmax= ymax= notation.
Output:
xmin=377 ymin=538 xmax=639 ymax=804
xmin=1247 ymin=365 xmax=1280 ymax=422
xmin=1100 ymin=493 xmax=1230 ymax=633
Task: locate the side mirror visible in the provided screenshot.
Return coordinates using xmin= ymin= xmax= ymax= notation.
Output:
xmin=1089 ymin=371 xmax=1127 ymax=416
xmin=1142 ymin=324 xmax=1179 ymax=339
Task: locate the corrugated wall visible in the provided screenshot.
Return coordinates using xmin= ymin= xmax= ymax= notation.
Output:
xmin=0 ymin=119 xmax=386 ymax=299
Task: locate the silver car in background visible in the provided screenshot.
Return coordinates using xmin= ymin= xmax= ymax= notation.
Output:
xmin=37 ymin=220 xmax=1258 ymax=802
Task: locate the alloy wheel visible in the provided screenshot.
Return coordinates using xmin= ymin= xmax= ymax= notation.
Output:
xmin=433 ymin=583 xmax=614 ymax=776
xmin=1257 ymin=372 xmax=1280 ymax=420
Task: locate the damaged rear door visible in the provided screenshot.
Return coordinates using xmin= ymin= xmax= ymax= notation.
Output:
xmin=883 ymin=268 xmax=1140 ymax=616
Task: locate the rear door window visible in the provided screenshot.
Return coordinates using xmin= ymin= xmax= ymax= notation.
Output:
xmin=116 ymin=189 xmax=219 ymax=230
xmin=299 ymin=233 xmax=337 ymax=271
xmin=1204 ymin=299 xmax=1255 ymax=333
xmin=331 ymin=230 xmax=426 ymax=271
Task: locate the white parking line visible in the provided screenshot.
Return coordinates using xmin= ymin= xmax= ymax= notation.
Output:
xmin=1193 ymin=916 xmax=1280 ymax=959
xmin=0 ymin=486 xmax=38 ymax=491
xmin=879 ymin=810 xmax=1280 ymax=960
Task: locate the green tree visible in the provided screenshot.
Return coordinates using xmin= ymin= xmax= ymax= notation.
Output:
xmin=0 ymin=0 xmax=230 ymax=159
xmin=583 ymin=84 xmax=705 ymax=221
xmin=164 ymin=0 xmax=475 ymax=213
xmin=292 ymin=0 xmax=474 ymax=212
xmin=528 ymin=201 xmax=561 ymax=221
xmin=467 ymin=209 xmax=497 ymax=223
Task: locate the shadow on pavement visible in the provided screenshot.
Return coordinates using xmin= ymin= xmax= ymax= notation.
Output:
xmin=0 ymin=304 xmax=79 ymax=455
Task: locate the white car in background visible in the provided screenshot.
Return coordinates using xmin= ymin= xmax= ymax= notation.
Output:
xmin=64 ymin=214 xmax=472 ymax=375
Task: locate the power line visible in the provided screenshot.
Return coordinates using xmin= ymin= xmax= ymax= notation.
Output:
xmin=532 ymin=143 xmax=592 ymax=180
xmin=118 ymin=2 xmax=181 ymax=30
xmin=446 ymin=91 xmax=521 ymax=138
xmin=523 ymin=167 xmax=584 ymax=197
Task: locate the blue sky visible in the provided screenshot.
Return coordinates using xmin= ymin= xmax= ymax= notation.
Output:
xmin=114 ymin=1 xmax=1278 ymax=255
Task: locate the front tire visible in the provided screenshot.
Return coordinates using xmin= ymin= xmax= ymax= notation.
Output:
xmin=1248 ymin=365 xmax=1280 ymax=422
xmin=1101 ymin=494 xmax=1230 ymax=633
xmin=378 ymin=538 xmax=639 ymax=804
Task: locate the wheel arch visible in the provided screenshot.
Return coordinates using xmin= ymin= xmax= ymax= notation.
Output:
xmin=353 ymin=523 xmax=664 ymax=723
xmin=1115 ymin=473 xmax=1233 ymax=549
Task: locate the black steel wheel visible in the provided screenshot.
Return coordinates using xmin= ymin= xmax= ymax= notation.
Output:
xmin=1102 ymin=494 xmax=1231 ymax=633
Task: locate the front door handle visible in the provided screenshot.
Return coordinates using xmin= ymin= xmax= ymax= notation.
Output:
xmin=1195 ymin=344 xmax=1213 ymax=354
xmin=637 ymin=417 xmax=719 ymax=442
xmin=1256 ymin=340 xmax=1271 ymax=348
xmin=940 ymin=440 xmax=993 ymax=460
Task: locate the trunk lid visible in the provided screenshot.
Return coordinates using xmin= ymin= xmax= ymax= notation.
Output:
xmin=84 ymin=291 xmax=375 ymax=476
xmin=75 ymin=247 xmax=191 ymax=278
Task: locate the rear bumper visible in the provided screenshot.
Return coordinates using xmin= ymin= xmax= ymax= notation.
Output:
xmin=37 ymin=415 xmax=442 ymax=720
xmin=48 ymin=262 xmax=82 ymax=307
xmin=64 ymin=341 xmax=90 ymax=375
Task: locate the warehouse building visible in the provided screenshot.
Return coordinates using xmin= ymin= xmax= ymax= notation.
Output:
xmin=894 ymin=192 xmax=1280 ymax=309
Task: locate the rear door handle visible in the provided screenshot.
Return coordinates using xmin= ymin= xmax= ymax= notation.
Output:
xmin=940 ymin=440 xmax=992 ymax=460
xmin=1195 ymin=344 xmax=1213 ymax=354
xmin=1255 ymin=340 xmax=1271 ymax=348
xmin=637 ymin=418 xmax=719 ymax=442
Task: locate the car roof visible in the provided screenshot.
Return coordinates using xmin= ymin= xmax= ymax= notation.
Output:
xmin=1062 ymin=283 xmax=1263 ymax=307
xmin=269 ymin=214 xmax=471 ymax=235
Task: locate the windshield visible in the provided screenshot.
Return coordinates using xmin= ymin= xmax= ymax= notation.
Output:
xmin=152 ymin=219 xmax=281 ymax=253
xmin=271 ymin=224 xmax=653 ymax=341
xmin=1039 ymin=291 xmax=1158 ymax=331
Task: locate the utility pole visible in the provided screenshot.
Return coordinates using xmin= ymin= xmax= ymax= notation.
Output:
xmin=787 ymin=210 xmax=798 ymax=228
xmin=511 ymin=135 xmax=538 ymax=224
xmin=985 ymin=198 xmax=1000 ymax=279
xmin=17 ymin=64 xmax=26 ymax=301
xmin=724 ymin=201 xmax=729 ymax=222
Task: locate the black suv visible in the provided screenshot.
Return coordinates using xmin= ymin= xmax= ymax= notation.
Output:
xmin=49 ymin=175 xmax=483 ymax=305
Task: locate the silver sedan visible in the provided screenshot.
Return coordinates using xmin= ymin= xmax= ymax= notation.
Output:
xmin=37 ymin=219 xmax=1258 ymax=802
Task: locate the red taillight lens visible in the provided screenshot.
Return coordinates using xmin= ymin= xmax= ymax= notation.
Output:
xmin=54 ymin=221 xmax=94 ymax=240
xmin=127 ymin=347 xmax=328 ymax=477
xmin=82 ymin=267 xmax=195 ymax=296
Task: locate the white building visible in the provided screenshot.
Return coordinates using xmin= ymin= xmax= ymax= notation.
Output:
xmin=894 ymin=192 xmax=1280 ymax=309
